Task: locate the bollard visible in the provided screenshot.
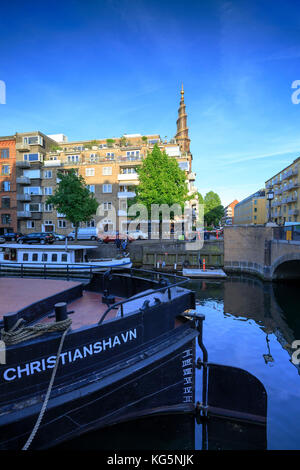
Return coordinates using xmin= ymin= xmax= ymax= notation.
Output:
xmin=54 ymin=302 xmax=68 ymax=322
xmin=203 ymin=258 xmax=206 ymax=271
xmin=3 ymin=312 xmax=19 ymax=332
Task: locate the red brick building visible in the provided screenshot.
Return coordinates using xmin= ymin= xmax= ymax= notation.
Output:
xmin=0 ymin=136 xmax=17 ymax=234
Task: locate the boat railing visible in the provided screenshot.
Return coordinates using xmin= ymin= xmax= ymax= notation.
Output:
xmin=0 ymin=262 xmax=114 ymax=280
xmin=98 ymin=267 xmax=190 ymax=325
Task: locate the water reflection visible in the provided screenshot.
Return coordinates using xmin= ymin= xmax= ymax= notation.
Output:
xmin=190 ymin=276 xmax=300 ymax=374
xmin=60 ymin=275 xmax=300 ymax=450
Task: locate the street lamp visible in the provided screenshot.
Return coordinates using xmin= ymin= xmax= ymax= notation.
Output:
xmin=267 ymin=190 xmax=274 ymax=223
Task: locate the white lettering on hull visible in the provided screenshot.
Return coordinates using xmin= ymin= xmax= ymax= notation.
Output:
xmin=2 ymin=328 xmax=137 ymax=382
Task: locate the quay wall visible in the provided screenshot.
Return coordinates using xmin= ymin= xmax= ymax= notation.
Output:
xmin=87 ymin=239 xmax=224 ymax=270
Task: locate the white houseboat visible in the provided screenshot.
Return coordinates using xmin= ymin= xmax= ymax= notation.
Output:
xmin=0 ymin=244 xmax=132 ymax=274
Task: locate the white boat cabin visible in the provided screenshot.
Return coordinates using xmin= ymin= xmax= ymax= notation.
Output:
xmin=0 ymin=244 xmax=98 ymax=264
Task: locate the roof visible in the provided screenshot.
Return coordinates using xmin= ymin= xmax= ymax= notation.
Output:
xmin=0 ymin=244 xmax=97 ymax=250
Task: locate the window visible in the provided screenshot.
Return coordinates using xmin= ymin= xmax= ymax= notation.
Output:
xmin=32 ymin=253 xmax=38 ymax=262
xmin=23 ymin=254 xmax=29 ymax=261
xmin=254 ymin=208 xmax=257 ymax=212
xmin=42 ymin=253 xmax=48 ymax=262
xmin=67 ymin=155 xmax=79 ymax=163
xmin=85 ymin=168 xmax=95 ymax=177
xmin=1 ymin=214 xmax=11 ymax=224
xmin=23 ymin=153 xmax=41 ymax=162
xmin=103 ymin=202 xmax=112 ymax=210
xmin=24 ymin=169 xmax=41 ymax=179
xmin=25 ymin=203 xmax=41 ymax=212
xmin=86 ymin=220 xmax=95 ymax=227
xmin=1 ymin=165 xmax=10 ymax=175
xmin=90 ymin=154 xmax=98 ymax=162
xmin=58 ymin=220 xmax=66 ymax=228
xmin=27 ymin=221 xmax=35 ymax=229
xmin=61 ymin=254 xmax=68 ymax=262
xmin=24 ymin=186 xmax=42 ymax=195
xmin=122 ymin=167 xmax=137 ymax=174
xmin=44 ymin=204 xmax=53 ymax=212
xmin=2 ymin=181 xmax=10 ymax=191
xmin=0 ymin=148 xmax=9 ymax=159
xmin=44 ymin=187 xmax=52 ymax=195
xmin=2 ymin=197 xmax=10 ymax=208
xmin=102 ymin=166 xmax=112 ymax=175
xmin=86 ymin=185 xmax=95 ymax=193
xmin=23 ymin=135 xmax=44 ymax=146
xmin=44 ymin=170 xmax=52 ymax=178
xmin=179 ymin=162 xmax=189 ymax=171
xmin=51 ymin=254 xmax=57 ymax=262
xmin=103 ymin=184 xmax=112 ymax=193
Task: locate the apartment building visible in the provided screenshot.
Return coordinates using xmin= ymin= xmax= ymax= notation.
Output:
xmin=0 ymin=135 xmax=17 ymax=234
xmin=265 ymin=157 xmax=300 ymax=225
xmin=234 ymin=190 xmax=266 ymax=225
xmin=221 ymin=199 xmax=239 ymax=225
xmin=0 ymin=87 xmax=198 ymax=235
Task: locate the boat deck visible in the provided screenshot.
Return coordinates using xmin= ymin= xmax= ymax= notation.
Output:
xmin=0 ymin=278 xmax=82 ymax=319
xmin=40 ymin=290 xmax=122 ymax=329
xmin=0 ymin=278 xmax=122 ymax=327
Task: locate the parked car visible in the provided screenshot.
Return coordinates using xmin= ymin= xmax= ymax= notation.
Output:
xmin=17 ymin=233 xmax=55 ymax=245
xmin=1 ymin=232 xmax=23 ymax=242
xmin=49 ymin=232 xmax=66 ymax=241
xmin=126 ymin=230 xmax=148 ymax=240
xmin=67 ymin=227 xmax=98 ymax=241
xmin=98 ymin=231 xmax=134 ymax=243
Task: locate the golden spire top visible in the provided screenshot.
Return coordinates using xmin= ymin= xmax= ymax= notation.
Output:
xmin=180 ymin=83 xmax=184 ymax=101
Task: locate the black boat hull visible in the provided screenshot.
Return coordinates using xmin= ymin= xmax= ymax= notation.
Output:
xmin=0 ymin=325 xmax=198 ymax=450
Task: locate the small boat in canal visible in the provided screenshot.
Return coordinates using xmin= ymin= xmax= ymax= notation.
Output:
xmin=0 ymin=269 xmax=268 ymax=450
xmin=0 ymin=243 xmax=132 ymax=275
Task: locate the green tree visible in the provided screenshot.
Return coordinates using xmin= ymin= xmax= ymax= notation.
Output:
xmin=46 ymin=169 xmax=98 ymax=241
xmin=204 ymin=191 xmax=224 ymax=227
xmin=106 ymin=138 xmax=115 ymax=148
xmin=130 ymin=144 xmax=189 ymax=217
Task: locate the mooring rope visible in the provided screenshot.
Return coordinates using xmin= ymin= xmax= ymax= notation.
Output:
xmin=0 ymin=316 xmax=72 ymax=450
xmin=22 ymin=323 xmax=71 ymax=450
xmin=1 ymin=317 xmax=72 ymax=345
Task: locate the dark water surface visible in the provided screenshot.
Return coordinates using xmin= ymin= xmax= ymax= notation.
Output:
xmin=61 ymin=275 xmax=300 ymax=450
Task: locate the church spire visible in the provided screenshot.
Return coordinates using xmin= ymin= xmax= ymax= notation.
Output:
xmin=175 ymin=83 xmax=190 ymax=153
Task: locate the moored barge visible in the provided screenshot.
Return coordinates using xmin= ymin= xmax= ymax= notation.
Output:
xmin=0 ymin=269 xmax=268 ymax=450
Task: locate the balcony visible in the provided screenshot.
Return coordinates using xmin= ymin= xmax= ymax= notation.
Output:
xmin=44 ymin=160 xmax=61 ymax=167
xmin=188 ymin=172 xmax=196 ymax=181
xmin=288 ymin=209 xmax=299 ymax=216
xmin=274 ymin=188 xmax=282 ymax=195
xmin=266 ymin=182 xmax=273 ymax=189
xmin=16 ymin=143 xmax=30 ymax=152
xmin=17 ymin=211 xmax=31 ymax=218
xmin=16 ymin=176 xmax=30 ymax=185
xmin=117 ymin=173 xmax=139 ymax=182
xmin=118 ymin=191 xmax=136 ymax=198
xmin=16 ymin=160 xmax=30 ymax=169
xmin=31 ymin=212 xmax=42 ymax=220
xmin=17 ymin=194 xmax=31 ymax=202
xmin=286 ymin=181 xmax=300 ymax=190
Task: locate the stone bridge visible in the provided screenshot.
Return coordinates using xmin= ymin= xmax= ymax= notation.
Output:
xmin=224 ymin=225 xmax=300 ymax=280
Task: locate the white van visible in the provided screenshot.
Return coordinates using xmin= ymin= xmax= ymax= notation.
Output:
xmin=67 ymin=227 xmax=98 ymax=241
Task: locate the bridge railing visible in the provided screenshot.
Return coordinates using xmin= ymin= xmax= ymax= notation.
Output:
xmin=273 ymin=224 xmax=300 ymax=241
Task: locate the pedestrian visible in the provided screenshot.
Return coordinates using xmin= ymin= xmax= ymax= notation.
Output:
xmin=121 ymin=238 xmax=128 ymax=254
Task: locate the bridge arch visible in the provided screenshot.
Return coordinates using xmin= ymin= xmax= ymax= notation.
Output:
xmin=271 ymin=253 xmax=300 ymax=280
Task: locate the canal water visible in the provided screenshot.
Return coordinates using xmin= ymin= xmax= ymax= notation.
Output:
xmin=60 ymin=274 xmax=300 ymax=450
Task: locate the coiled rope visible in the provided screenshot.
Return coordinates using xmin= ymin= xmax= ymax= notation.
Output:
xmin=1 ymin=317 xmax=72 ymax=345
xmin=0 ymin=317 xmax=72 ymax=450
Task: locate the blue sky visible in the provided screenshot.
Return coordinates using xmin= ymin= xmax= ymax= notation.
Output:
xmin=1 ymin=0 xmax=300 ymax=206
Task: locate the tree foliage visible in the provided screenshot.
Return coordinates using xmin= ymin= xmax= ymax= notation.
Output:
xmin=46 ymin=169 xmax=98 ymax=240
xmin=131 ymin=144 xmax=189 ymax=214
xmin=203 ymin=191 xmax=224 ymax=226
